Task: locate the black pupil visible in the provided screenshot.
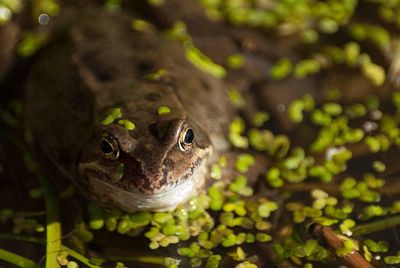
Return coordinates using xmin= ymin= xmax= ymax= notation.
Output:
xmin=184 ymin=129 xmax=194 ymax=144
xmin=100 ymin=140 xmax=114 ymax=154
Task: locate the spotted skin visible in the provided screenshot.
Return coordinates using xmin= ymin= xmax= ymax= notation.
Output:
xmin=25 ymin=8 xmax=234 ymax=212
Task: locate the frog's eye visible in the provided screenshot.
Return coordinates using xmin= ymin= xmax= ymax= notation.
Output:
xmin=178 ymin=125 xmax=194 ymax=152
xmin=100 ymin=134 xmax=119 ymax=160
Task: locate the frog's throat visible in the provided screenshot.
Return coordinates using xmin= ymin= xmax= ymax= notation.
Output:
xmin=86 ymin=159 xmax=208 ymax=212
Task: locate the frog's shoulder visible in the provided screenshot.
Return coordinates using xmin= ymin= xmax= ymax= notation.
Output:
xmin=25 ymin=35 xmax=94 ymax=170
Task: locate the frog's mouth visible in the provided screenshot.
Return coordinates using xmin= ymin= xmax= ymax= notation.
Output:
xmin=79 ymin=157 xmax=208 ymax=212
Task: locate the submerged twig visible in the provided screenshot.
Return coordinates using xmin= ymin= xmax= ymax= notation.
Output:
xmin=282 ymin=180 xmax=400 ymax=196
xmin=352 ymin=215 xmax=400 ymax=236
xmin=310 ymin=223 xmax=374 ymax=268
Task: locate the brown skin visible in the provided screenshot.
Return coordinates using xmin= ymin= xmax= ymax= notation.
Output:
xmin=25 ymin=8 xmax=234 ymax=212
xmin=0 ymin=21 xmax=19 ymax=80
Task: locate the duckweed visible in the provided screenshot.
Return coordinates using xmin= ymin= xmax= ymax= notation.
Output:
xmin=269 ymin=58 xmax=293 ymax=80
xmin=210 ymin=164 xmax=222 ymax=180
xmin=252 ymin=112 xmax=269 ymax=127
xmin=336 ymin=239 xmax=357 ymax=257
xmin=360 ymin=205 xmax=387 ymax=220
xmin=235 ymin=154 xmax=255 ymax=173
xmin=101 ymin=108 xmax=122 ymax=125
xmin=301 ymin=30 xmax=319 ymax=44
xmin=322 ymin=103 xmax=342 ymax=116
xmin=345 ymin=103 xmax=367 ymax=118
xmin=384 ymin=254 xmax=400 ymax=265
xmin=318 ymin=18 xmax=339 ymax=34
xmin=364 ymin=239 xmax=389 ymax=253
xmin=293 ymin=59 xmax=320 ymax=79
xmin=344 ymin=42 xmax=360 ymax=66
xmin=235 ymin=261 xmax=257 ymax=268
xmin=132 ymin=19 xmax=154 ymax=32
xmin=339 ymin=219 xmax=355 ymax=235
xmin=157 ymin=106 xmax=171 ymax=115
xmin=144 ymin=68 xmax=166 ymax=81
xmin=18 ymin=32 xmax=48 ymax=57
xmin=185 ymin=46 xmax=226 ymax=78
xmin=257 ymin=201 xmax=278 ymax=218
xmin=288 ymin=99 xmax=305 ymax=123
xmin=361 ymin=61 xmax=386 ymax=86
xmin=372 ymin=161 xmax=386 ymax=173
xmin=229 ymin=117 xmax=249 ymax=149
xmin=226 ymin=54 xmax=245 ymax=69
xmin=205 ymin=255 xmax=221 ymax=268
xmin=6 ymin=2 xmax=400 ymax=267
xmin=228 ymin=88 xmax=246 ymax=109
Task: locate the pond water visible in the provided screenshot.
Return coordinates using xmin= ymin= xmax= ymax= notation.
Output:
xmin=0 ymin=0 xmax=400 ymax=268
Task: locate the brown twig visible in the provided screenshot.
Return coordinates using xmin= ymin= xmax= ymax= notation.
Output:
xmin=309 ymin=223 xmax=374 ymax=268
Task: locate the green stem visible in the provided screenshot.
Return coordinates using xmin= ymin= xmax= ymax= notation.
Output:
xmin=38 ymin=173 xmax=61 ymax=268
xmin=0 ymin=233 xmax=165 ymax=267
xmin=0 ymin=233 xmax=45 ymax=244
xmin=0 ymin=233 xmax=98 ymax=267
xmin=352 ymin=215 xmax=400 ymax=236
xmin=61 ymin=246 xmax=100 ymax=268
xmin=107 ymin=255 xmax=166 ymax=266
xmin=0 ymin=248 xmax=37 ymax=268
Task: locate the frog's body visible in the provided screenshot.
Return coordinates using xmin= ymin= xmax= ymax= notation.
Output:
xmin=25 ymin=8 xmax=234 ymax=212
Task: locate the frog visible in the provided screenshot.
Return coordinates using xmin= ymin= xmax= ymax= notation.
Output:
xmin=25 ymin=7 xmax=235 ymax=212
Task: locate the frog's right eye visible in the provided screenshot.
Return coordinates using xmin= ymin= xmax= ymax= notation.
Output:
xmin=100 ymin=134 xmax=119 ymax=160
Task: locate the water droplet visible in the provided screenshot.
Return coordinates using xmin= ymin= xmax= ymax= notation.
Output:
xmin=277 ymin=104 xmax=286 ymax=112
xmin=363 ymin=121 xmax=378 ymax=133
xmin=0 ymin=7 xmax=12 ymax=22
xmin=38 ymin=14 xmax=50 ymax=25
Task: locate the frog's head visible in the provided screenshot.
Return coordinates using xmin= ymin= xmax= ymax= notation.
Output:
xmin=78 ymin=94 xmax=212 ymax=212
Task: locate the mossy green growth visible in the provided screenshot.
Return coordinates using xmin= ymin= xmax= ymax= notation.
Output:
xmin=372 ymin=161 xmax=386 ymax=173
xmin=235 ymin=154 xmax=255 ymax=173
xmin=185 ymin=46 xmax=226 ymax=78
xmin=364 ymin=239 xmax=388 ymax=253
xmin=88 ymin=203 xmax=105 ymax=230
xmin=360 ymin=205 xmax=387 ymax=220
xmin=117 ymin=119 xmax=135 ymax=130
xmin=266 ymin=167 xmax=284 ymax=188
xmin=269 ymin=59 xmax=293 ymax=80
xmin=252 ymin=112 xmax=269 ymax=127
xmin=132 ymin=19 xmax=154 ymax=32
xmin=18 ymin=32 xmax=49 ymax=57
xmin=336 ymin=239 xmax=356 ymax=257
xmin=157 ymin=106 xmax=171 ymax=115
xmin=288 ymin=100 xmax=305 ymax=123
xmin=102 ymin=108 xmax=122 ymax=125
xmin=229 ymin=117 xmax=249 ymax=149
xmin=226 ymin=54 xmax=245 ymax=69
xmin=229 ymin=175 xmax=253 ymax=197
xmin=294 ymin=59 xmax=320 ymax=79
xmin=210 ymin=164 xmax=222 ymax=180
xmin=384 ymin=254 xmax=400 ymax=265
xmin=228 ymin=88 xmax=246 ymax=109
xmin=361 ymin=61 xmax=386 ymax=86
xmin=257 ymin=201 xmax=278 ymax=218
xmin=339 ymin=219 xmax=355 ymax=235
xmin=144 ymin=68 xmax=166 ymax=81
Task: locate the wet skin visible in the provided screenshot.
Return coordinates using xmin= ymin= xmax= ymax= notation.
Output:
xmin=25 ymin=8 xmax=234 ymax=212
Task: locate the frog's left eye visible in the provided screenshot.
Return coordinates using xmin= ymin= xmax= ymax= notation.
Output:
xmin=100 ymin=134 xmax=120 ymax=160
xmin=178 ymin=125 xmax=194 ymax=152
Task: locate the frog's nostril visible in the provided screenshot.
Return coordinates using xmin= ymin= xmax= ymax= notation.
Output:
xmin=149 ymin=120 xmax=171 ymax=140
